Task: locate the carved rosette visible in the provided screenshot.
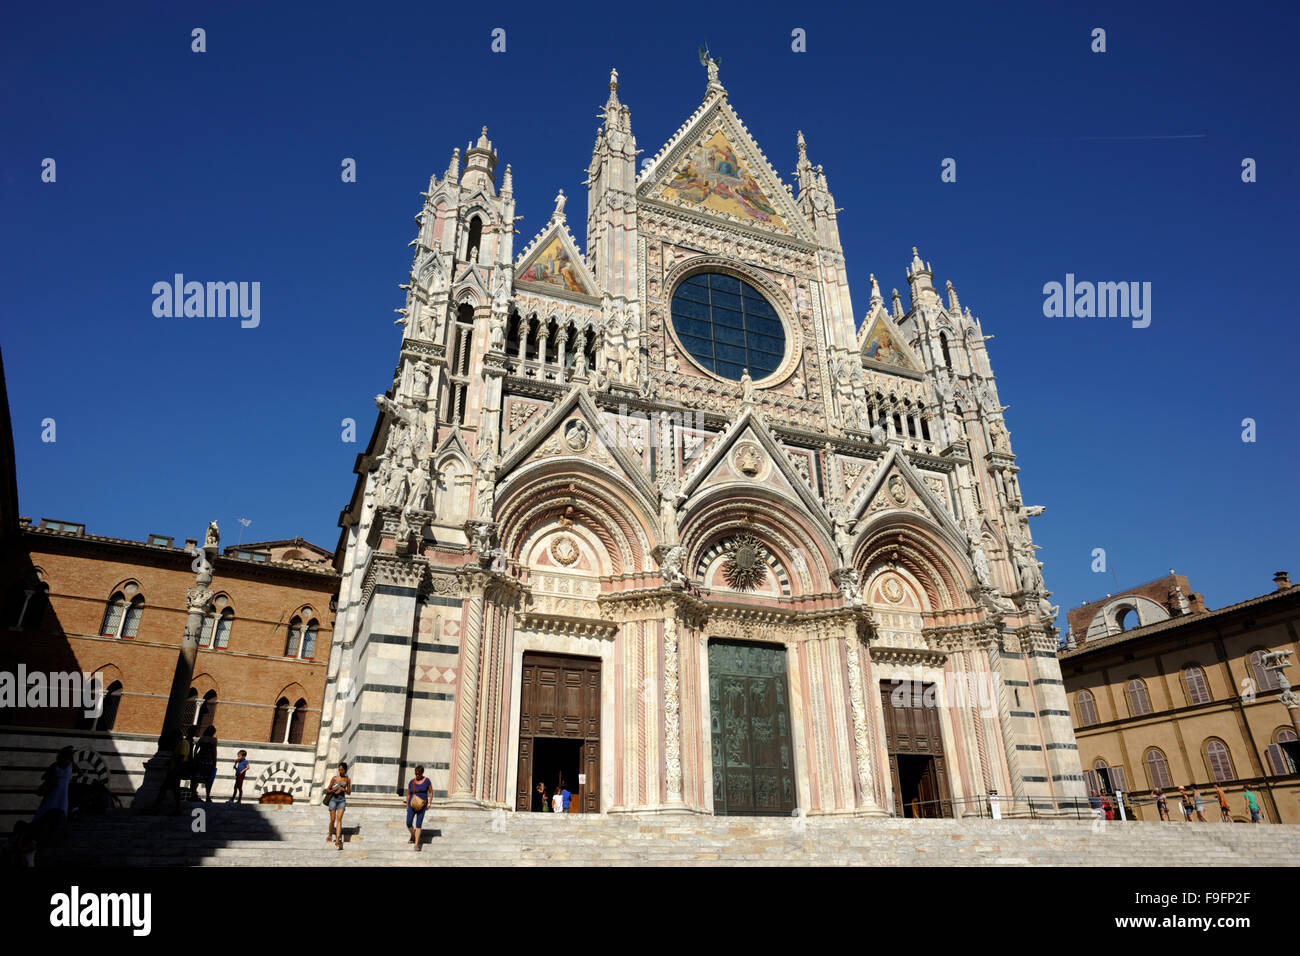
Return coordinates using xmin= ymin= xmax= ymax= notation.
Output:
xmin=721 ymin=534 xmax=767 ymax=591
xmin=663 ymin=616 xmax=683 ymax=802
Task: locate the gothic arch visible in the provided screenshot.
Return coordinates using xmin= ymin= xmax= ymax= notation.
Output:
xmin=496 ymin=462 xmax=657 ymax=575
xmin=851 ymin=514 xmax=973 ymax=616
xmin=678 ymin=484 xmax=837 ymax=597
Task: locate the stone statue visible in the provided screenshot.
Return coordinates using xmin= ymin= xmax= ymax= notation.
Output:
xmin=660 ymin=545 xmax=686 ymax=587
xmin=790 ymin=374 xmax=806 ymax=400
xmin=412 ymin=362 xmax=432 ymax=399
xmin=406 ymin=461 xmax=431 ymax=513
xmin=870 ymin=421 xmax=885 ymax=444
xmin=971 ymin=541 xmax=992 ymax=588
xmin=553 ymin=190 xmax=567 ymax=218
xmin=740 ymin=369 xmax=755 ymax=403
xmin=382 ymin=459 xmax=411 ymax=509
xmin=204 ymin=521 xmax=220 ymax=550
xmin=488 ymin=311 xmax=506 ymax=353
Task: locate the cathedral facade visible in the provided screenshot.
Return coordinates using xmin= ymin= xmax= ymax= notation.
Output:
xmin=312 ymin=60 xmax=1085 ymax=817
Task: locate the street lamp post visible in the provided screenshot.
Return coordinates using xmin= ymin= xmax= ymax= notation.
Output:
xmin=131 ymin=522 xmax=219 ymax=809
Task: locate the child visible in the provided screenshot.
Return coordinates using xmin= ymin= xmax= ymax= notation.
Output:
xmin=232 ymin=750 xmax=249 ymax=804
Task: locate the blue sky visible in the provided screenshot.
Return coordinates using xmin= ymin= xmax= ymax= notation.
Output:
xmin=2 ymin=1 xmax=1297 ymax=619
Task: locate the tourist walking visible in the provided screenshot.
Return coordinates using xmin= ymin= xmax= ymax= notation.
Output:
xmin=1214 ymin=784 xmax=1232 ymax=822
xmin=551 ymin=785 xmax=564 ymax=814
xmin=533 ymin=781 xmax=549 ymax=812
xmin=324 ymin=761 xmax=351 ymax=849
xmin=34 ymin=746 xmax=77 ymax=828
xmin=231 ymin=750 xmax=249 ymax=804
xmin=406 ymin=765 xmax=432 ymax=850
xmin=1153 ymin=788 xmax=1169 ymax=821
xmin=1178 ymin=786 xmax=1193 ymax=821
xmin=1243 ymin=786 xmax=1264 ymax=823
xmin=192 ymin=727 xmax=219 ymax=803
xmin=1191 ymin=787 xmax=1208 ymax=822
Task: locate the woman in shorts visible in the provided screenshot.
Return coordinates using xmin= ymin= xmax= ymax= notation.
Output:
xmin=324 ymin=761 xmax=351 ymax=850
xmin=407 ymin=765 xmax=433 ymax=851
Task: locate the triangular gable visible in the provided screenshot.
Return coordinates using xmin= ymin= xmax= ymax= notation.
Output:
xmin=453 ymin=261 xmax=490 ymax=304
xmin=514 ymin=219 xmax=599 ymax=297
xmin=679 ymin=408 xmax=830 ymax=531
xmin=638 ymin=96 xmax=812 ymax=242
xmin=859 ymin=314 xmax=921 ymax=371
xmin=432 ymin=425 xmax=473 ymax=465
xmin=496 ymin=386 xmax=656 ymax=512
xmin=848 ymin=448 xmax=967 ymax=551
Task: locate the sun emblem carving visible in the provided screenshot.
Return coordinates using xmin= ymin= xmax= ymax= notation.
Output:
xmin=721 ymin=534 xmax=768 ymax=591
xmin=550 ymin=535 xmax=579 ymax=567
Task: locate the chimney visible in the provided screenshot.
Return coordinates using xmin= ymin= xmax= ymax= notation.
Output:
xmin=1276 ymin=571 xmax=1292 ymax=591
xmin=185 ymin=538 xmax=198 ymax=551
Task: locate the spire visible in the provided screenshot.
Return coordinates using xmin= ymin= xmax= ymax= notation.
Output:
xmin=891 ymin=288 xmax=904 ymax=319
xmin=906 ymin=245 xmax=935 ymax=295
xmin=445 ymin=147 xmax=460 ymax=183
xmin=946 ymin=279 xmax=961 ymax=313
xmin=462 ymin=127 xmax=499 ymax=191
xmin=501 ymin=164 xmax=513 ymax=196
xmin=869 ymin=273 xmax=883 ymax=310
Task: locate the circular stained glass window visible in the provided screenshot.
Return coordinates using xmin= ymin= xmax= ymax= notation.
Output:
xmin=670 ymin=272 xmax=786 ymax=381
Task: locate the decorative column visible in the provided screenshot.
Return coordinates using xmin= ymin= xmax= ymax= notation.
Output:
xmin=133 ymin=522 xmax=219 ymax=809
xmin=663 ymin=611 xmax=683 ymax=806
xmin=556 ymin=325 xmax=570 ymax=383
xmin=842 ymin=615 xmax=885 ymax=815
xmin=536 ymin=322 xmax=550 ymax=381
xmin=516 ymin=315 xmax=531 ymax=373
xmin=449 ymin=569 xmax=488 ymax=805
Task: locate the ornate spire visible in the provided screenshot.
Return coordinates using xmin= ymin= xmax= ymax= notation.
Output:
xmin=946 ymin=279 xmax=961 ymax=313
xmin=501 ymin=164 xmax=513 ymax=196
xmin=445 ymin=147 xmax=460 ymax=182
xmin=869 ymin=273 xmax=883 ymax=309
xmin=891 ymin=287 xmax=904 ymax=319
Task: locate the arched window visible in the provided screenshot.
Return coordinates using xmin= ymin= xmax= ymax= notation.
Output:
xmin=1267 ymin=727 xmax=1298 ymax=775
xmin=287 ymin=697 xmax=308 ymax=744
xmin=6 ymin=578 xmax=48 ymax=630
xmin=94 ymin=681 xmax=124 ymax=732
xmin=466 ymin=215 xmax=483 ymax=259
xmin=193 ymin=690 xmax=217 ymax=731
xmin=1126 ymin=678 xmax=1152 ymax=717
xmin=938 ymin=331 xmax=952 ymax=369
xmin=212 ymin=608 xmax=233 ymax=649
xmin=1076 ymin=689 xmax=1099 ymax=726
xmin=1085 ymin=758 xmax=1127 ymax=796
xmin=1248 ymin=649 xmax=1281 ymax=692
xmin=181 ymin=688 xmax=198 ymax=727
xmin=284 ymin=614 xmax=319 ymax=660
xmin=1204 ymin=738 xmax=1236 ymax=783
xmin=1116 ymin=606 xmax=1139 ymax=632
xmin=270 ymin=697 xmax=290 ymax=742
xmin=101 ymin=590 xmax=144 ymax=639
xmin=1144 ymin=747 xmax=1173 ymax=790
xmin=1182 ymin=665 xmax=1211 ymax=706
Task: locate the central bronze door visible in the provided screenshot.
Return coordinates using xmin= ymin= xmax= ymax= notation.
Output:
xmin=708 ymin=640 xmax=796 ymax=816
xmin=515 ymin=652 xmax=600 ymax=812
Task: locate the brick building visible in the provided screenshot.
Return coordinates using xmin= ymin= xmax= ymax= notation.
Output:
xmin=1059 ymin=571 xmax=1300 ymax=822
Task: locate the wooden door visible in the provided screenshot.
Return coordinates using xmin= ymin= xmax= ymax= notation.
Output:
xmin=880 ymin=681 xmax=953 ymax=818
xmin=515 ymin=652 xmax=600 ymax=812
xmin=708 ymin=641 xmax=796 ymax=816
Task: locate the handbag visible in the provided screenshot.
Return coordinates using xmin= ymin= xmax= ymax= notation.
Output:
xmin=409 ymin=793 xmax=427 ymax=812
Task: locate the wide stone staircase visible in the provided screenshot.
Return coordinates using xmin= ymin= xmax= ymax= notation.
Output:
xmin=34 ymin=802 xmax=1300 ymax=866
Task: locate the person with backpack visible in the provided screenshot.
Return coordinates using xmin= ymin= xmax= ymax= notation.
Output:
xmin=406 ymin=765 xmax=432 ymax=851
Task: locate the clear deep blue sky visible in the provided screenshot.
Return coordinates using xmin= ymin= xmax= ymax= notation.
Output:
xmin=2 ymin=1 xmax=1296 ymax=618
